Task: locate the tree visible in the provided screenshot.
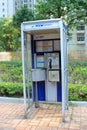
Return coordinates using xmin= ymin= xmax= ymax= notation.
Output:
xmin=0 ymin=18 xmax=20 ymax=51
xmin=35 ymin=0 xmax=87 ymax=28
xmin=13 ymin=6 xmax=34 ymax=28
xmin=64 ymin=0 xmax=87 ymax=28
xmin=35 ymin=0 xmax=63 ymax=19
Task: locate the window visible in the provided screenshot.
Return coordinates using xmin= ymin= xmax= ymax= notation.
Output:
xmin=77 ymin=33 xmax=85 ymax=41
xmin=24 ymin=0 xmax=27 ymax=2
xmin=29 ymin=4 xmax=32 ymax=7
xmin=68 ymin=36 xmax=72 ymax=41
xmin=77 ymin=22 xmax=85 ymax=44
xmin=2 ymin=8 xmax=5 ymax=12
xmin=2 ymin=2 xmax=4 ymax=6
xmin=15 ymin=2 xmax=17 ymax=5
xmin=24 ymin=4 xmax=27 ymax=7
xmin=77 ymin=23 xmax=85 ymax=31
xmin=3 ymin=14 xmax=5 ymax=17
xmin=21 ymin=1 xmax=23 ymax=4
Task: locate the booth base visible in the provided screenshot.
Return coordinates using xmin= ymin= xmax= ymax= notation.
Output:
xmin=33 ymin=81 xmax=62 ymax=102
xmin=33 ymin=81 xmax=45 ymax=101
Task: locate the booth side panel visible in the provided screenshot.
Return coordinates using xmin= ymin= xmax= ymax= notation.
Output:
xmin=33 ymin=82 xmax=35 ymax=102
xmin=57 ymin=82 xmax=62 ymax=102
xmin=33 ymin=82 xmax=45 ymax=101
xmin=38 ymin=81 xmax=45 ymax=101
xmin=57 ymin=52 xmax=62 ymax=102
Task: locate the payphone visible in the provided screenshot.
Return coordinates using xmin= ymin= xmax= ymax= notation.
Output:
xmin=32 ymin=36 xmax=61 ymax=102
xmin=45 ymin=53 xmax=60 ymax=82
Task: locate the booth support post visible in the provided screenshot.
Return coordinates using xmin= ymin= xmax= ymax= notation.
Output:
xmin=35 ymin=82 xmax=39 ymax=108
xmin=60 ymin=21 xmax=66 ymax=122
xmin=21 ymin=24 xmax=28 ymax=118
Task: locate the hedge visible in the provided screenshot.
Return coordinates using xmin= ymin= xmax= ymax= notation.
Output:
xmin=68 ymin=61 xmax=87 ymax=84
xmin=69 ymin=84 xmax=87 ymax=101
xmin=0 ymin=82 xmax=23 ymax=97
xmin=0 ymin=82 xmax=87 ymax=100
xmin=0 ymin=61 xmax=23 ymax=83
xmin=0 ymin=61 xmax=87 ymax=100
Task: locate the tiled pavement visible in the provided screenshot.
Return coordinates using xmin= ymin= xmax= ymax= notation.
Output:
xmin=0 ymin=101 xmax=87 ymax=130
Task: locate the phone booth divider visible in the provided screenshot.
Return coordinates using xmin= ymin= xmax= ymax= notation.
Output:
xmin=21 ymin=18 xmax=68 ymax=122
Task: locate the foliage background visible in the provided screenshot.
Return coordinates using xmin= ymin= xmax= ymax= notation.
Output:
xmin=68 ymin=61 xmax=87 ymax=101
xmin=0 ymin=61 xmax=23 ymax=97
xmin=0 ymin=60 xmax=87 ymax=100
xmin=0 ymin=18 xmax=20 ymax=51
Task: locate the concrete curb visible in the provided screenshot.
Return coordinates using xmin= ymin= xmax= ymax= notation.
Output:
xmin=0 ymin=97 xmax=87 ymax=106
xmin=0 ymin=97 xmax=24 ymax=103
xmin=70 ymin=101 xmax=87 ymax=106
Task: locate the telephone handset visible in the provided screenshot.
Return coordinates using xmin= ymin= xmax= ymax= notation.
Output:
xmin=48 ymin=58 xmax=52 ymax=69
xmin=47 ymin=53 xmax=59 ymax=70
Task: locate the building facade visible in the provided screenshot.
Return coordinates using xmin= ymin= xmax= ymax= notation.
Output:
xmin=0 ymin=0 xmax=14 ymax=18
xmin=14 ymin=0 xmax=35 ymax=13
xmin=0 ymin=0 xmax=36 ymax=18
xmin=68 ymin=23 xmax=87 ymax=60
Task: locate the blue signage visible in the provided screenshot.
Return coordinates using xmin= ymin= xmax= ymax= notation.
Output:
xmin=32 ymin=23 xmax=52 ymax=28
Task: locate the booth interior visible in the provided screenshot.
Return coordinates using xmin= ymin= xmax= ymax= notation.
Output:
xmin=21 ymin=19 xmax=68 ymax=121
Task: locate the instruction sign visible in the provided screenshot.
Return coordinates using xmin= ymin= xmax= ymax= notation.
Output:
xmin=36 ymin=40 xmax=53 ymax=52
xmin=36 ymin=55 xmax=45 ymax=68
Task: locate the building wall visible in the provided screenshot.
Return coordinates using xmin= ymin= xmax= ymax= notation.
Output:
xmin=0 ymin=0 xmax=8 ymax=18
xmin=68 ymin=25 xmax=87 ymax=60
xmin=0 ymin=52 xmax=21 ymax=61
xmin=0 ymin=0 xmax=36 ymax=18
xmin=13 ymin=0 xmax=35 ymax=14
xmin=7 ymin=0 xmax=14 ymax=17
xmin=0 ymin=0 xmax=15 ymax=18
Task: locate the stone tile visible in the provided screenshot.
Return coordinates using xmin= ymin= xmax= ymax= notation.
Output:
xmin=38 ymin=121 xmax=49 ymax=127
xmin=25 ymin=126 xmax=32 ymax=130
xmin=49 ymin=121 xmax=60 ymax=127
xmin=36 ymin=126 xmax=51 ymax=130
xmin=0 ymin=102 xmax=87 ymax=130
xmin=30 ymin=126 xmax=37 ymax=130
xmin=58 ymin=128 xmax=69 ymax=130
xmin=58 ymin=122 xmax=70 ymax=129
xmin=81 ymin=125 xmax=87 ymax=130
xmin=69 ymin=122 xmax=80 ymax=130
xmin=51 ymin=126 xmax=58 ymax=130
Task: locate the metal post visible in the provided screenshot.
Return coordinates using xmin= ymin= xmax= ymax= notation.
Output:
xmin=35 ymin=82 xmax=39 ymax=108
xmin=21 ymin=24 xmax=27 ymax=118
xmin=60 ymin=21 xmax=65 ymax=122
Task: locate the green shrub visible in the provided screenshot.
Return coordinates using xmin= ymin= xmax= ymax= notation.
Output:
xmin=0 ymin=61 xmax=22 ymax=67
xmin=69 ymin=84 xmax=87 ymax=101
xmin=0 ymin=61 xmax=32 ymax=97
xmin=0 ymin=61 xmax=23 ymax=82
xmin=68 ymin=60 xmax=87 ymax=68
xmin=68 ymin=61 xmax=87 ymax=84
xmin=0 ymin=82 xmax=23 ymax=97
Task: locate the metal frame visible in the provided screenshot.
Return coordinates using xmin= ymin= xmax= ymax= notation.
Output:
xmin=21 ymin=18 xmax=68 ymax=121
xmin=60 ymin=21 xmax=68 ymax=122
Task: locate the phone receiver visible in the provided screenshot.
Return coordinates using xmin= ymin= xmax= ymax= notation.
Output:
xmin=49 ymin=58 xmax=52 ymax=69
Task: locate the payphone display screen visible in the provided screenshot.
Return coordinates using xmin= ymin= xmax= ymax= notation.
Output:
xmin=36 ymin=40 xmax=53 ymax=52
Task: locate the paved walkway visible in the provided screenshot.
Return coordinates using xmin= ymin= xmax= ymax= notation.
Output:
xmin=0 ymin=101 xmax=87 ymax=130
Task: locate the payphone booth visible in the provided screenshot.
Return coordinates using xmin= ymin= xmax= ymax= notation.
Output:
xmin=21 ymin=19 xmax=68 ymax=121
